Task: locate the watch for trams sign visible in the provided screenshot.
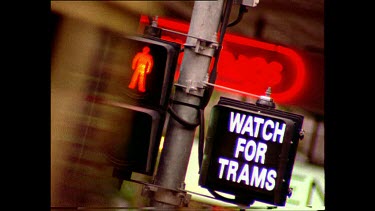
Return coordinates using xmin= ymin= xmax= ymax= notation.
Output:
xmin=199 ymin=97 xmax=304 ymax=206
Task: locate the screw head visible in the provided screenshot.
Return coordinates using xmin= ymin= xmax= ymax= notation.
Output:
xmin=287 ymin=188 xmax=293 ymax=198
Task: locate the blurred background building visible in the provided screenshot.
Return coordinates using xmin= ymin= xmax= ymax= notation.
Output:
xmin=51 ymin=1 xmax=324 ymax=210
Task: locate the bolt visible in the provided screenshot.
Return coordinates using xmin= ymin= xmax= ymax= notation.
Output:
xmin=180 ymin=182 xmax=186 ymax=190
xmin=287 ymin=188 xmax=293 ymax=198
xmin=299 ymin=129 xmax=305 ymax=140
xmin=265 ymin=87 xmax=272 ymax=97
xmin=152 ymin=16 xmax=158 ymax=27
xmin=177 ymin=192 xmax=185 ymax=198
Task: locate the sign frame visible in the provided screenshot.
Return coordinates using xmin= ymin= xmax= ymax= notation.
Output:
xmin=199 ymin=97 xmax=304 ymax=206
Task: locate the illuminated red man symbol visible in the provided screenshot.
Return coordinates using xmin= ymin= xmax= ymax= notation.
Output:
xmin=128 ymin=46 xmax=154 ymax=92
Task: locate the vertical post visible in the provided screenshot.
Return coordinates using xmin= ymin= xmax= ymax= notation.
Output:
xmin=150 ymin=0 xmax=225 ymax=208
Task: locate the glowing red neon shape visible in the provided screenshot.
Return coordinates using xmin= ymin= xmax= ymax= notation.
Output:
xmin=224 ymin=34 xmax=306 ymax=102
xmin=139 ymin=15 xmax=306 ymax=103
xmin=128 ymin=46 xmax=154 ymax=92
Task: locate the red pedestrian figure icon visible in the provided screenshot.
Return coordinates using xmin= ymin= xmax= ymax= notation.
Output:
xmin=128 ymin=46 xmax=154 ymax=92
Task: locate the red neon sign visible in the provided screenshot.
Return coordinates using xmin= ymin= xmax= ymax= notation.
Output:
xmin=128 ymin=46 xmax=154 ymax=92
xmin=139 ymin=15 xmax=306 ymax=103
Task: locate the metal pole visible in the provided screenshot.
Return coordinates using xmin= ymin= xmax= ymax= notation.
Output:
xmin=150 ymin=0 xmax=225 ymax=208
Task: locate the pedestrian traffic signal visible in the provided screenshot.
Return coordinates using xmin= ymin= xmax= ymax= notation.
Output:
xmin=117 ymin=35 xmax=181 ymax=110
xmin=199 ymin=97 xmax=304 ymax=206
xmin=99 ymin=31 xmax=181 ymax=178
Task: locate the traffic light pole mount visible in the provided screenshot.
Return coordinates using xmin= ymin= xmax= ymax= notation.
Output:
xmin=148 ymin=0 xmax=226 ymax=209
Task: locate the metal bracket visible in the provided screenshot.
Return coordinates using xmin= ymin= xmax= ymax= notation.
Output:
xmin=242 ymin=0 xmax=260 ymax=7
xmin=174 ymin=79 xmax=207 ymax=97
xmin=141 ymin=184 xmax=192 ymax=207
xmin=184 ymin=38 xmax=219 ymax=57
xmin=155 ymin=26 xmax=219 ymax=57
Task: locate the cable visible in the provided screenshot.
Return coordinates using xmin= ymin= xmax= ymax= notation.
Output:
xmin=227 ymin=5 xmax=248 ymax=27
xmin=207 ymin=189 xmax=254 ymax=206
xmin=197 ymin=1 xmax=257 ymax=205
xmin=208 ymin=189 xmax=237 ymax=204
xmin=198 ymin=108 xmax=205 ymax=173
xmin=199 ymin=0 xmax=233 ymax=172
xmin=167 ymin=104 xmax=200 ymax=129
xmin=200 ymin=0 xmax=233 ymax=109
xmin=198 ymin=0 xmax=233 ymax=172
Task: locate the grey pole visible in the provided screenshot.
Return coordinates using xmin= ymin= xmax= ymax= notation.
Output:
xmin=149 ymin=0 xmax=226 ymax=208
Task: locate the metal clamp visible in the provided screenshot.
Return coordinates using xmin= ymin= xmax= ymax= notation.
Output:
xmin=184 ymin=38 xmax=219 ymax=57
xmin=174 ymin=80 xmax=207 ymax=97
xmin=142 ymin=184 xmax=191 ymax=207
